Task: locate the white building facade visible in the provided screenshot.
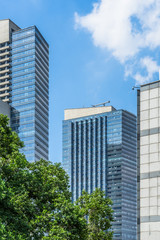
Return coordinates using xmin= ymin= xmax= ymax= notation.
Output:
xmin=138 ymin=80 xmax=160 ymax=240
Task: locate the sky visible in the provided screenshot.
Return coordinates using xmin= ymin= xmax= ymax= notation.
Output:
xmin=1 ymin=0 xmax=160 ymax=163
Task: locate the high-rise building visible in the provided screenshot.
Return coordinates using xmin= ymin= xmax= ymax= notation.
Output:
xmin=0 ymin=98 xmax=10 ymax=123
xmin=62 ymin=105 xmax=137 ymax=240
xmin=137 ymin=80 xmax=160 ymax=240
xmin=0 ymin=19 xmax=49 ymax=162
xmin=0 ymin=19 xmax=20 ymax=102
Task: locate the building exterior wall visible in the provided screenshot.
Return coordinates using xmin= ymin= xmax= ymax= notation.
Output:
xmin=0 ymin=98 xmax=10 ymax=124
xmin=0 ymin=20 xmax=10 ymax=43
xmin=0 ymin=19 xmax=20 ymax=102
xmin=138 ymin=81 xmax=160 ymax=240
xmin=0 ymin=19 xmax=49 ymax=162
xmin=11 ymin=26 xmax=49 ymax=162
xmin=137 ymin=89 xmax=140 ymax=240
xmin=63 ymin=107 xmax=137 ymax=240
xmin=65 ymin=106 xmax=116 ymax=120
xmin=0 ymin=19 xmax=20 ymax=43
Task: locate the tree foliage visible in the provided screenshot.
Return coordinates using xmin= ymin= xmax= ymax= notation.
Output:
xmin=0 ymin=114 xmax=113 ymax=239
xmin=77 ymin=189 xmax=114 ymax=240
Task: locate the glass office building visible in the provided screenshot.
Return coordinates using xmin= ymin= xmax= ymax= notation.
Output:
xmin=0 ymin=20 xmax=49 ymax=162
xmin=63 ymin=106 xmax=137 ymax=240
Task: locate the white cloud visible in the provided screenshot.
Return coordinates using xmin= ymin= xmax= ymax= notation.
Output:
xmin=134 ymin=57 xmax=160 ymax=85
xmin=75 ymin=0 xmax=160 ymax=84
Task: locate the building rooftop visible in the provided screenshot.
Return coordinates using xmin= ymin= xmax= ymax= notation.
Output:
xmin=0 ymin=19 xmax=20 ymax=43
xmin=0 ymin=19 xmax=20 ymax=30
xmin=64 ymin=105 xmax=116 ymax=120
xmin=141 ymin=80 xmax=160 ymax=87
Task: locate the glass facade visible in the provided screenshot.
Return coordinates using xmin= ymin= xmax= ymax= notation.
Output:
xmin=63 ymin=109 xmax=137 ymax=240
xmin=10 ymin=26 xmax=49 ymax=162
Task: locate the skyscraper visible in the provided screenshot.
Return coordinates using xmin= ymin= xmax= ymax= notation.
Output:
xmin=62 ymin=105 xmax=137 ymax=240
xmin=0 ymin=98 xmax=10 ymax=123
xmin=137 ymin=80 xmax=160 ymax=240
xmin=0 ymin=19 xmax=20 ymax=102
xmin=0 ymin=19 xmax=49 ymax=162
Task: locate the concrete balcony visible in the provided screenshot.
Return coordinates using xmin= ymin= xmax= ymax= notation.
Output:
xmin=0 ymin=69 xmax=10 ymax=74
xmin=0 ymin=63 xmax=10 ymax=69
xmin=0 ymin=81 xmax=10 ymax=86
xmin=0 ymin=92 xmax=10 ymax=97
xmin=0 ymin=57 xmax=10 ymax=63
xmin=0 ymin=86 xmax=10 ymax=92
xmin=0 ymin=75 xmax=10 ymax=80
xmin=0 ymin=45 xmax=10 ymax=51
xmin=2 ymin=98 xmax=11 ymax=103
xmin=0 ymin=51 xmax=10 ymax=57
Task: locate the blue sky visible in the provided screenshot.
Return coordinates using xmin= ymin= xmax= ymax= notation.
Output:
xmin=1 ymin=0 xmax=160 ymax=163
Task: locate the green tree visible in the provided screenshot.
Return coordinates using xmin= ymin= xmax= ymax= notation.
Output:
xmin=77 ymin=189 xmax=114 ymax=240
xmin=0 ymin=114 xmax=113 ymax=239
xmin=0 ymin=114 xmax=87 ymax=239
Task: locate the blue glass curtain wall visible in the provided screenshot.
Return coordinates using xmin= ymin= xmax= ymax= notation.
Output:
xmin=11 ymin=26 xmax=49 ymax=162
xmin=62 ymin=109 xmax=137 ymax=240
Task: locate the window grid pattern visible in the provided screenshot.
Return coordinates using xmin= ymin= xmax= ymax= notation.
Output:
xmin=10 ymin=26 xmax=49 ymax=162
xmin=62 ymin=110 xmax=137 ymax=240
